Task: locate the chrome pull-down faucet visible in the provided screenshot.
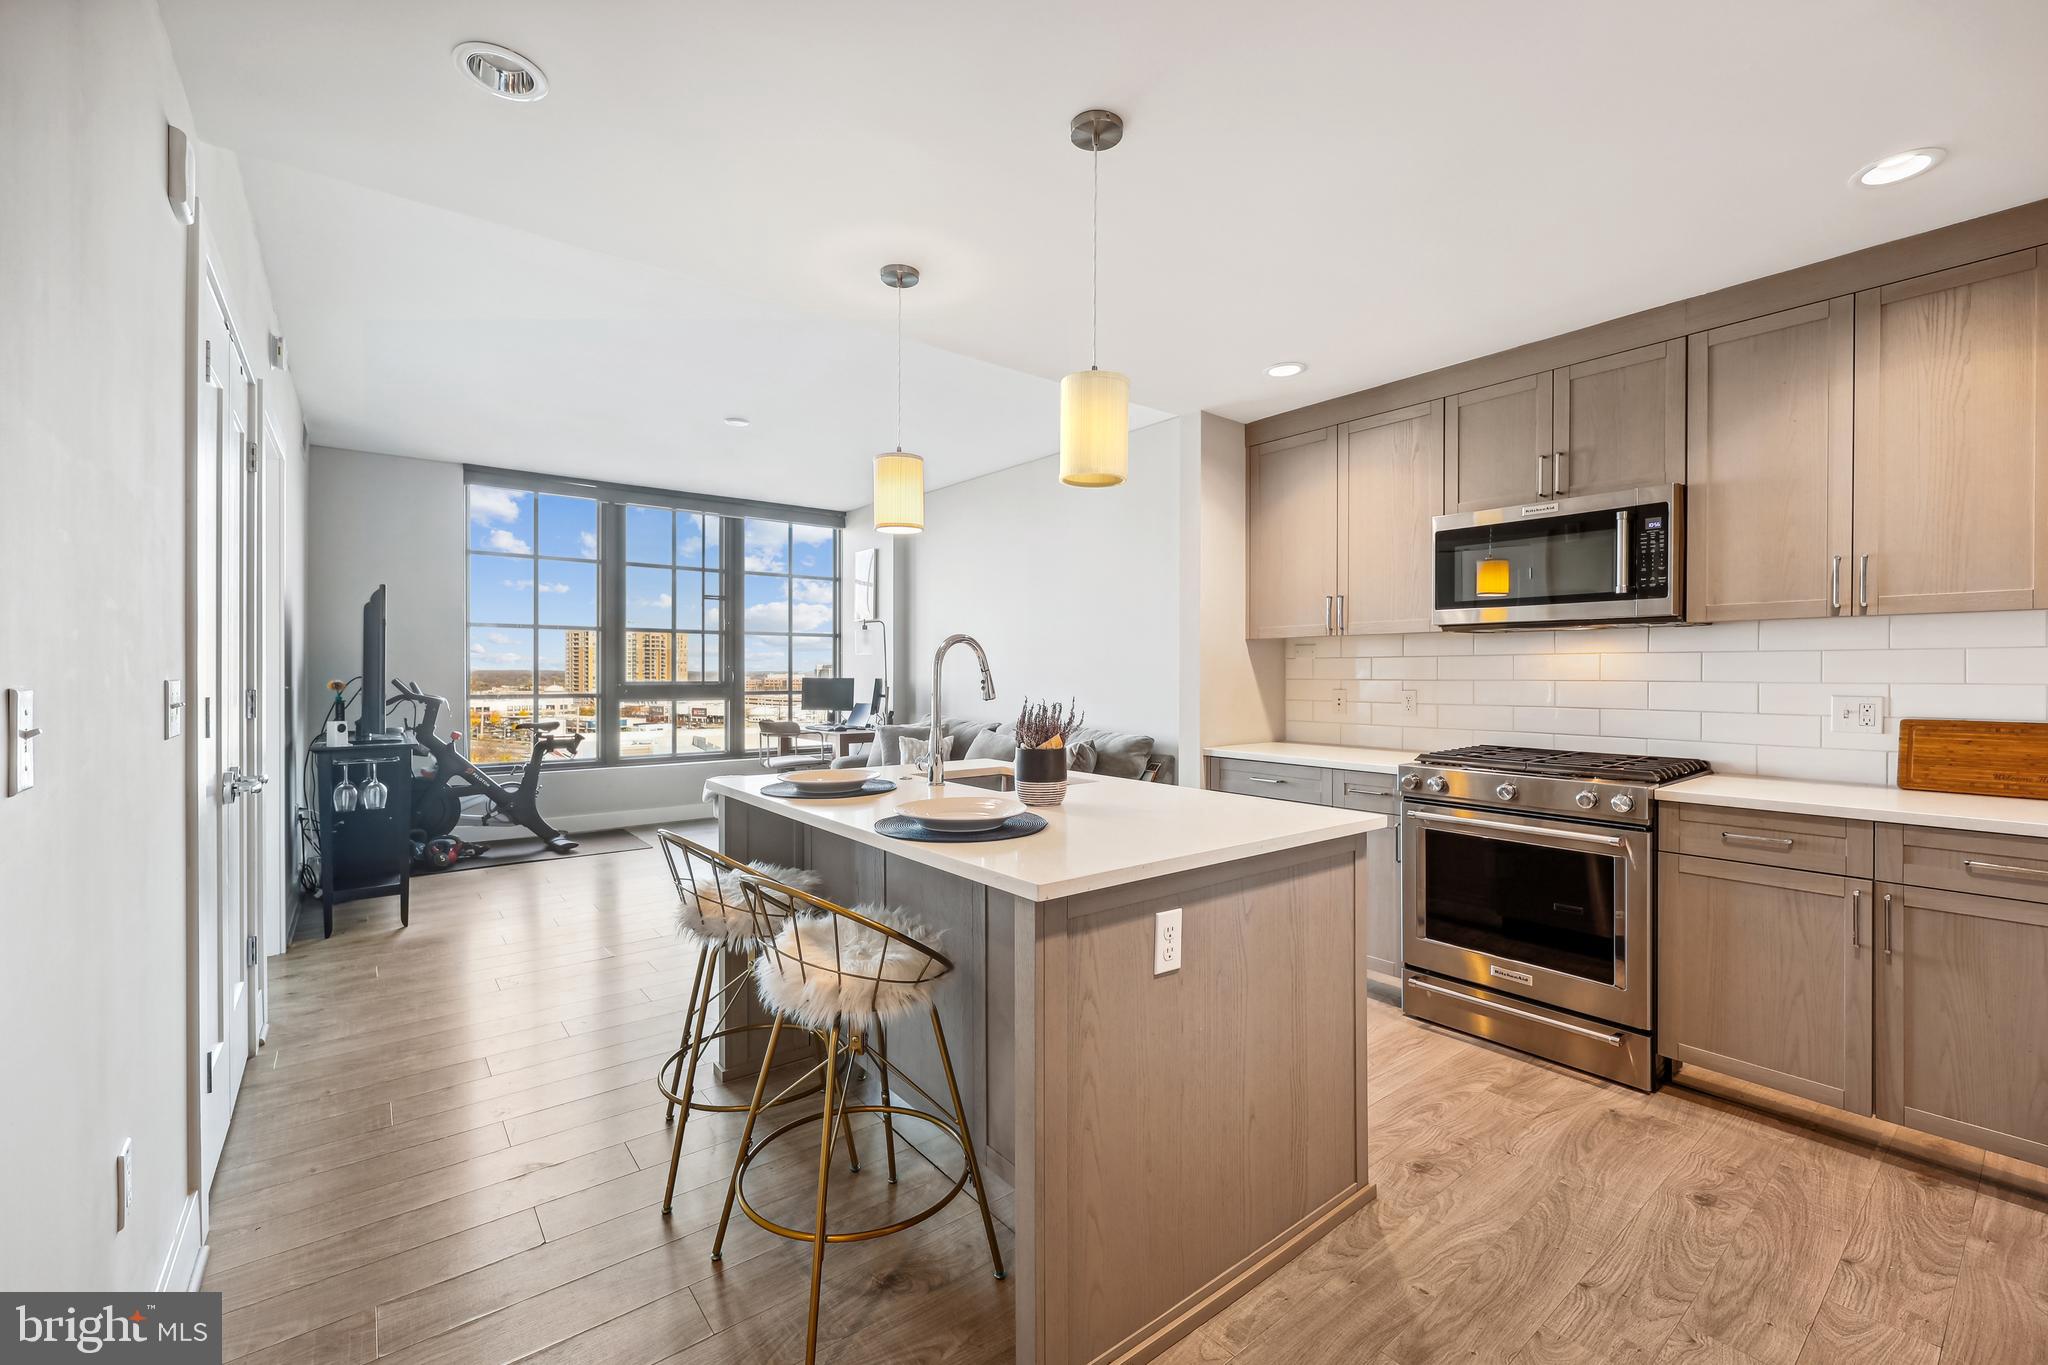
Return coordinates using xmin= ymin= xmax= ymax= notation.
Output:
xmin=928 ymin=634 xmax=995 ymax=786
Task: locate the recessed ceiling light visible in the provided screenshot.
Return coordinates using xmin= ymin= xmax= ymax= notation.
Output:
xmin=722 ymin=416 xmax=750 ymax=428
xmin=1854 ymin=147 xmax=1944 ymax=187
xmin=1266 ymin=361 xmax=1308 ymax=379
xmin=453 ymin=42 xmax=549 ymax=102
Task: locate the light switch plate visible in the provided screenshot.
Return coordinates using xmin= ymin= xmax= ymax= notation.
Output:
xmin=7 ymin=688 xmax=34 ymax=794
xmin=1153 ymin=908 xmax=1183 ymax=976
xmin=165 ymin=679 xmax=185 ymax=739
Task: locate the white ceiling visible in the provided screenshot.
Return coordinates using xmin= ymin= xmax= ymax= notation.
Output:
xmin=162 ymin=1 xmax=2048 ymax=507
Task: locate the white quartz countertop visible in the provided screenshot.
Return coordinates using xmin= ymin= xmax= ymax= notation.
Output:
xmin=1203 ymin=741 xmax=1417 ymax=774
xmin=708 ymin=762 xmax=1385 ymax=902
xmin=1655 ymin=773 xmax=2048 ymax=840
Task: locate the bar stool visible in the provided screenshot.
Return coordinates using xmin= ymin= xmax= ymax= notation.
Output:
xmin=653 ymin=831 xmax=851 ymax=1216
xmin=712 ymin=878 xmax=1005 ymax=1365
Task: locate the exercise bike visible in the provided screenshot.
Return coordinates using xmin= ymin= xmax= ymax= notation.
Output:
xmin=389 ymin=679 xmax=582 ymax=855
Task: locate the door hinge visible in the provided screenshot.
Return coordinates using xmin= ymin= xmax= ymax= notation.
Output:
xmin=246 ymin=934 xmax=259 ymax=968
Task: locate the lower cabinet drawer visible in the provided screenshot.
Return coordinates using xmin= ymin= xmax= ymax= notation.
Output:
xmin=1331 ymin=772 xmax=1396 ymax=811
xmin=1210 ymin=758 xmax=1332 ymax=805
xmin=1660 ymin=802 xmax=1873 ymax=877
xmin=1878 ymin=824 xmax=2048 ymax=907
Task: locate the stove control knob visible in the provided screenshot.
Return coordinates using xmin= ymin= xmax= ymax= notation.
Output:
xmin=1609 ymin=793 xmax=1636 ymax=815
xmin=1575 ymin=790 xmax=1597 ymax=810
xmin=1400 ymin=773 xmax=1421 ymax=792
xmin=1495 ymin=783 xmax=1517 ymax=801
xmin=1424 ymin=776 xmax=1448 ymax=794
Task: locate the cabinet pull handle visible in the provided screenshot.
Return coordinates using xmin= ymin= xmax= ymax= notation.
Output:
xmin=1850 ymin=887 xmax=1862 ymax=950
xmin=1858 ymin=554 xmax=1870 ymax=612
xmin=1961 ymin=858 xmax=2048 ymax=883
xmin=1555 ymin=450 xmax=1570 ymax=495
xmin=1535 ymin=454 xmax=1550 ymax=499
xmin=1246 ymin=776 xmax=1285 ymax=785
xmin=1882 ymin=891 xmax=1894 ymax=961
xmin=1720 ymin=831 xmax=1795 ymax=849
xmin=1323 ymin=595 xmax=1333 ymax=635
xmin=1336 ymin=594 xmax=1345 ymax=634
xmin=1830 ymin=556 xmax=1842 ymax=613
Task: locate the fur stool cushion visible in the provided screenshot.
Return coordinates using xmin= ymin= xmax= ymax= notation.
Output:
xmin=752 ymin=908 xmax=946 ymax=1029
xmin=673 ymin=861 xmax=821 ymax=945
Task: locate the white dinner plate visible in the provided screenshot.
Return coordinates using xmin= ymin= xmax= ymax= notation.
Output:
xmin=778 ymin=769 xmax=874 ymax=794
xmin=897 ymin=795 xmax=1027 ymax=832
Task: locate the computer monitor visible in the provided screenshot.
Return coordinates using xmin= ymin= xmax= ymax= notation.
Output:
xmin=355 ymin=584 xmax=388 ymax=742
xmin=800 ymin=676 xmax=856 ymax=722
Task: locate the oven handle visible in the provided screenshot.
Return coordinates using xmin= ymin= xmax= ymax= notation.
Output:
xmin=1406 ymin=976 xmax=1624 ymax=1047
xmin=1405 ymin=808 xmax=1635 ymax=862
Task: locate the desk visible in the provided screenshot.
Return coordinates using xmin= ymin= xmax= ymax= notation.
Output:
xmin=800 ymin=725 xmax=875 ymax=761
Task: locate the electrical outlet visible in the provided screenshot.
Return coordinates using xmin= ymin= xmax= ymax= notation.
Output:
xmin=1402 ymin=688 xmax=1420 ymax=717
xmin=116 ymin=1139 xmax=133 ymax=1231
xmin=1830 ymin=694 xmax=1885 ymax=734
xmin=1153 ymin=908 xmax=1182 ymax=976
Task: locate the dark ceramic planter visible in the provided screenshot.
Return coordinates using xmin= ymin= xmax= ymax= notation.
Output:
xmin=1013 ymin=746 xmax=1068 ymax=806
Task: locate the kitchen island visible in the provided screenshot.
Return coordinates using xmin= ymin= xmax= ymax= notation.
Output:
xmin=705 ymin=762 xmax=1384 ymax=1364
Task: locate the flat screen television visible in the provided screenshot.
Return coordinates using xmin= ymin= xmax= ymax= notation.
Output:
xmin=355 ymin=584 xmax=387 ymax=741
xmin=800 ymin=676 xmax=855 ymax=722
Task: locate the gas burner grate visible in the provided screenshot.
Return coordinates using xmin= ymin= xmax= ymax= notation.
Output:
xmin=1414 ymin=744 xmax=1711 ymax=785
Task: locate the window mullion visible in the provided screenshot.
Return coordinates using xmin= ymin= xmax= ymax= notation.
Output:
xmin=600 ymin=500 xmax=624 ymax=764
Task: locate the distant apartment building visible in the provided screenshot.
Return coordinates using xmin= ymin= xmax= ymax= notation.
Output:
xmin=627 ymin=630 xmax=671 ymax=682
xmin=565 ymin=628 xmax=597 ymax=692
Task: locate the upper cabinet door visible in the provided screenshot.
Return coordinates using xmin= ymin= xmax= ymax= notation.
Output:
xmin=1552 ymin=339 xmax=1687 ymax=499
xmin=1247 ymin=427 xmax=1340 ymax=639
xmin=1443 ymin=371 xmax=1554 ymax=512
xmin=1854 ymin=249 xmax=2048 ymax=616
xmin=1340 ymin=401 xmax=1442 ymax=635
xmin=1687 ymin=300 xmax=1854 ymax=623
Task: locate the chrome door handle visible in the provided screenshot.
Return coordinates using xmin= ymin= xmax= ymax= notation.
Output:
xmin=1555 ymin=450 xmax=1570 ymax=495
xmin=1830 ymin=556 xmax=1842 ymax=613
xmin=1882 ymin=891 xmax=1894 ymax=961
xmin=1961 ymin=859 xmax=2048 ymax=883
xmin=1719 ymin=831 xmax=1794 ymax=849
xmin=1405 ymin=809 xmax=1633 ymax=858
xmin=1850 ymin=887 xmax=1862 ymax=950
xmin=1406 ymin=976 xmax=1623 ymax=1046
xmin=1615 ymin=509 xmax=1631 ymax=594
xmin=1858 ymin=554 xmax=1870 ymax=612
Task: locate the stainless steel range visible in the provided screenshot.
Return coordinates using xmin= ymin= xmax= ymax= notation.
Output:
xmin=1398 ymin=744 xmax=1710 ymax=1090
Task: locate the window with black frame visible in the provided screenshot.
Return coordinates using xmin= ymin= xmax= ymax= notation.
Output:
xmin=463 ymin=474 xmax=839 ymax=766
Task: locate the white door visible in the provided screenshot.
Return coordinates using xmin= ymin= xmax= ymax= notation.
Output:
xmin=193 ymin=261 xmax=255 ymax=1195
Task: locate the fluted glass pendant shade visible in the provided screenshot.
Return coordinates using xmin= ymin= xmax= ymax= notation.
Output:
xmin=1059 ymin=369 xmax=1129 ymax=487
xmin=873 ymin=452 xmax=925 ymax=534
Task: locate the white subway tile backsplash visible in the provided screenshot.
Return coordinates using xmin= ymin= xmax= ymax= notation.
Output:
xmin=1648 ymin=681 xmax=1758 ymax=713
xmin=1600 ymin=652 xmax=1702 ymax=681
xmin=1889 ymin=684 xmax=2048 ymax=722
xmin=1282 ymin=611 xmax=2048 ymax=789
xmin=1701 ymin=712 xmax=1823 ymax=747
xmin=1966 ymin=647 xmax=2048 ymax=684
xmin=1703 ymin=651 xmax=1821 ymax=682
xmin=1888 ymin=610 xmax=2048 ymax=649
xmin=1556 ymin=680 xmax=1650 ymax=709
xmin=1601 ymin=709 xmax=1702 ymax=741
xmin=1757 ymin=616 xmax=1889 ymax=650
xmin=1820 ymin=649 xmax=1966 ymax=684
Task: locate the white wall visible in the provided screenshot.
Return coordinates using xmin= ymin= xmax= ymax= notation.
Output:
xmin=304 ymin=445 xmax=766 ymax=828
xmin=897 ymin=419 xmax=1185 ymax=755
xmin=1284 ymin=612 xmax=2048 ymax=784
xmin=0 ymin=0 xmax=305 ymax=1290
xmin=837 ymin=508 xmax=912 ymax=724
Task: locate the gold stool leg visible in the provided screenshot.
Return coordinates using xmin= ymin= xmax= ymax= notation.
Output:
xmin=661 ymin=945 xmax=725 ymax=1215
xmin=664 ymin=944 xmax=713 ymax=1126
xmin=712 ymin=1013 xmax=786 ymax=1260
xmin=805 ymin=1020 xmax=844 ymax=1365
xmin=833 ymin=1040 xmax=863 ymax=1174
xmin=931 ymin=1004 xmax=1005 ymax=1280
xmin=872 ymin=1021 xmax=899 ymax=1183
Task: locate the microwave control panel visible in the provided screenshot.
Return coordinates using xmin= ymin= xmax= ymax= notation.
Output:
xmin=1633 ymin=512 xmax=1670 ymax=592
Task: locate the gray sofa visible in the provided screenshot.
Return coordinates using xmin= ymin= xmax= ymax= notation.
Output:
xmin=831 ymin=717 xmax=1170 ymax=782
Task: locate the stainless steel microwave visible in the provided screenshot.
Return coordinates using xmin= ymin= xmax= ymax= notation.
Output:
xmin=1431 ymin=485 xmax=1684 ymax=629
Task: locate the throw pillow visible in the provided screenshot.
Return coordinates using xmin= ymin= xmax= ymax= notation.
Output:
xmin=965 ymin=728 xmax=1018 ymax=762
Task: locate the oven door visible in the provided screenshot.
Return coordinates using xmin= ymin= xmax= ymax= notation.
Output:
xmin=1431 ymin=486 xmax=1682 ymax=628
xmin=1401 ymin=803 xmax=1651 ymax=1029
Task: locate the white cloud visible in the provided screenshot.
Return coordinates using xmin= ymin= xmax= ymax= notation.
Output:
xmin=579 ymin=531 xmax=597 ymax=555
xmin=745 ymin=602 xmax=789 ymax=630
xmin=791 ymin=525 xmax=834 ymax=545
xmin=504 ymin=578 xmax=533 ymax=590
xmin=791 ymin=579 xmax=834 ymax=605
xmin=537 ymin=581 xmax=571 ymax=594
xmin=469 ymin=486 xmax=524 ymax=525
xmin=791 ymin=603 xmax=833 ymax=631
xmin=486 ymin=527 xmax=532 ymax=554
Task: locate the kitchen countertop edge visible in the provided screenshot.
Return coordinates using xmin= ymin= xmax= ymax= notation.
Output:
xmin=1655 ymin=772 xmax=2048 ymax=840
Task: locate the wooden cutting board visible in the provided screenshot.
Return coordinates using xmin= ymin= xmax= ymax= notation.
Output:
xmin=1897 ymin=719 xmax=2048 ymax=799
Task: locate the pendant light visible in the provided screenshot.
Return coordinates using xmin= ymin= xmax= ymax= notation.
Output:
xmin=872 ymin=263 xmax=925 ymax=534
xmin=1060 ymin=109 xmax=1129 ymax=488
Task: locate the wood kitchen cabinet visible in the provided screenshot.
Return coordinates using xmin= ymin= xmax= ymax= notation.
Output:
xmin=1657 ymin=852 xmax=1873 ymax=1114
xmin=1685 ymin=299 xmax=1855 ymax=622
xmin=1852 ymin=248 xmax=2048 ymax=615
xmin=1876 ymin=880 xmax=2048 ymax=1167
xmin=1443 ymin=341 xmax=1684 ymax=513
xmin=1247 ymin=427 xmax=1340 ymax=638
xmin=1339 ymin=401 xmax=1441 ymax=634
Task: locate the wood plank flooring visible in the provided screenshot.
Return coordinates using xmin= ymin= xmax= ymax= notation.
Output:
xmin=214 ymin=826 xmax=2048 ymax=1364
